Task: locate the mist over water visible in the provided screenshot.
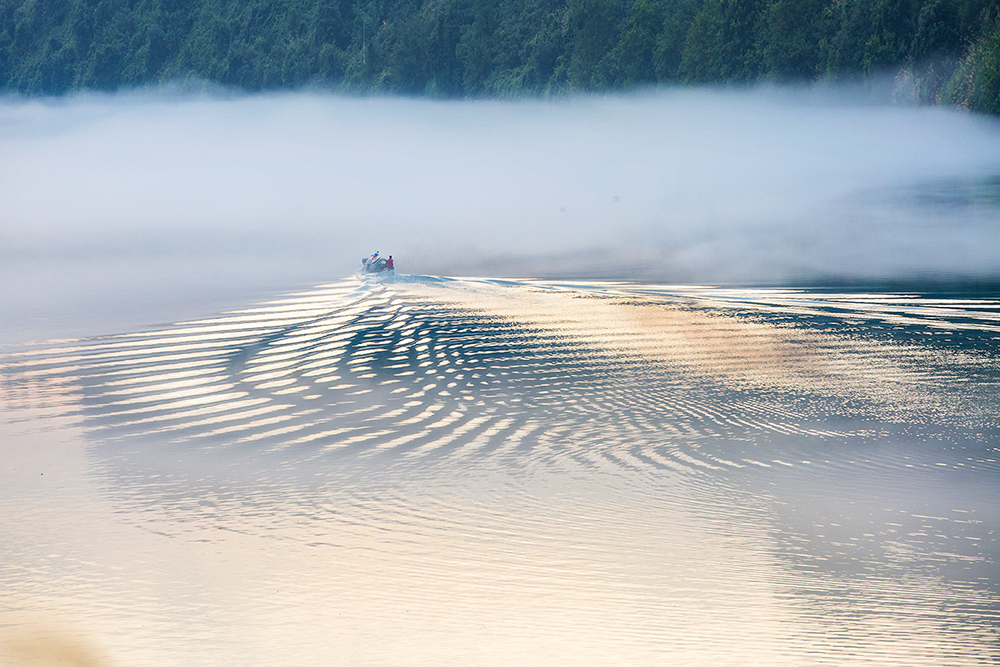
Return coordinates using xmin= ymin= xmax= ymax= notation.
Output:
xmin=2 ymin=85 xmax=1000 ymax=342
xmin=2 ymin=86 xmax=1000 ymax=665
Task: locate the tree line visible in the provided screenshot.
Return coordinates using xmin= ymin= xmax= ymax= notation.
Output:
xmin=1 ymin=0 xmax=998 ymax=113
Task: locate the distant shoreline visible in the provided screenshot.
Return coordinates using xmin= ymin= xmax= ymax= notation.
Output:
xmin=2 ymin=0 xmax=997 ymax=115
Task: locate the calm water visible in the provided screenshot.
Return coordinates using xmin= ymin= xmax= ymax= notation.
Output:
xmin=2 ymin=276 xmax=998 ymax=665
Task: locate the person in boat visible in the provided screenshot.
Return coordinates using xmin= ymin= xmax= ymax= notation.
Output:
xmin=386 ymin=256 xmax=394 ymax=271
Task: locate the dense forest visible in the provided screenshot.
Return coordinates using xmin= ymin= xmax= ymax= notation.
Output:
xmin=1 ymin=0 xmax=998 ymax=113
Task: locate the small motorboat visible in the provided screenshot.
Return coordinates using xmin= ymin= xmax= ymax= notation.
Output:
xmin=361 ymin=252 xmax=394 ymax=273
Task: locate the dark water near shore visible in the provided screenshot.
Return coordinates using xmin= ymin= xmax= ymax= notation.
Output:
xmin=2 ymin=276 xmax=998 ymax=665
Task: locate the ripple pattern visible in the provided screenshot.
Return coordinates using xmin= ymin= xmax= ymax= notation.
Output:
xmin=3 ymin=277 xmax=1000 ymax=666
xmin=3 ymin=277 xmax=999 ymax=480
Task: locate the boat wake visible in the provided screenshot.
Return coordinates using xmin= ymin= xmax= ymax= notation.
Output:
xmin=2 ymin=277 xmax=999 ymax=666
xmin=5 ymin=276 xmax=998 ymax=475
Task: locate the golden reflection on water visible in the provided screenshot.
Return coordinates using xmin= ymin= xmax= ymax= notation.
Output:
xmin=1 ymin=625 xmax=106 ymax=667
xmin=406 ymin=280 xmax=959 ymax=411
xmin=1 ymin=278 xmax=998 ymax=666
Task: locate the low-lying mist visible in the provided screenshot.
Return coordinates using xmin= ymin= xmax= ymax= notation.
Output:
xmin=2 ymin=84 xmax=999 ymax=342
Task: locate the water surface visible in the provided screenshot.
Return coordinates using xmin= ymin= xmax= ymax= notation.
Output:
xmin=2 ymin=276 xmax=998 ymax=665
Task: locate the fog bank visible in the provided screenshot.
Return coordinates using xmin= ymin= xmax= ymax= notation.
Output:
xmin=2 ymin=86 xmax=999 ymax=341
